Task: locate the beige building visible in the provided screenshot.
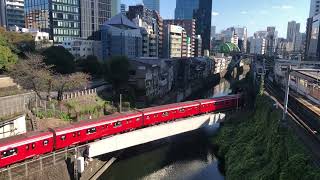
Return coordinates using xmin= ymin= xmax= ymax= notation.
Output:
xmin=164 ymin=24 xmax=185 ymax=58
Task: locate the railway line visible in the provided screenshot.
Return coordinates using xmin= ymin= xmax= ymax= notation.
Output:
xmin=264 ymin=80 xmax=320 ymax=166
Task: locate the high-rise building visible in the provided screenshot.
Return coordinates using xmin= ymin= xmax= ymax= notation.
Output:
xmin=127 ymin=5 xmax=163 ymax=58
xmin=111 ymin=0 xmax=120 ymax=16
xmin=250 ymin=31 xmax=268 ymax=55
xmin=234 ymin=27 xmax=248 ymax=53
xmin=194 ymin=35 xmax=202 ymax=57
xmin=120 ymin=4 xmax=127 ymax=14
xmin=4 ymin=0 xmax=25 ymax=28
xmin=211 ymin=26 xmax=216 ymax=39
xmin=143 ymin=0 xmax=160 ymax=12
xmin=25 ymin=0 xmax=80 ymax=44
xmin=287 ymin=21 xmax=300 ymax=42
xmin=100 ymin=14 xmax=142 ymax=60
xmin=194 ymin=0 xmax=212 ymax=55
xmin=163 ymin=19 xmax=196 ymax=57
xmin=175 ymin=0 xmax=199 ymax=19
xmin=305 ymin=14 xmax=320 ymax=61
xmin=0 ymin=0 xmax=6 ymax=27
xmin=309 ymin=0 xmax=320 ymax=18
xmin=80 ymin=0 xmax=113 ymax=39
xmin=266 ymin=26 xmax=278 ymax=55
xmin=175 ymin=0 xmax=212 ymax=55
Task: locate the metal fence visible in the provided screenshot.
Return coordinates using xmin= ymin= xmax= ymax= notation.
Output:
xmin=0 ymin=148 xmax=78 ymax=180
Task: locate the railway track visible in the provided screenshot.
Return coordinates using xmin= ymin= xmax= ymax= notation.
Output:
xmin=264 ymin=80 xmax=320 ymax=166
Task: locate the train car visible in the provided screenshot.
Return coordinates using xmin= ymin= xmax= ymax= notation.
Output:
xmin=141 ymin=101 xmax=200 ymax=126
xmin=0 ymin=131 xmax=54 ymax=168
xmin=212 ymin=94 xmax=241 ymax=111
xmin=54 ymin=111 xmax=143 ymax=150
xmin=196 ymin=94 xmax=241 ymax=114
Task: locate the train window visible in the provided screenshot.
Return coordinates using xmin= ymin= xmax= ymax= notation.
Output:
xmin=136 ymin=118 xmax=140 ymax=121
xmin=43 ymin=140 xmax=49 ymax=146
xmin=1 ymin=148 xmax=18 ymax=158
xmin=78 ymin=132 xmax=81 ymax=136
xmin=154 ymin=114 xmax=158 ymax=118
xmin=26 ymin=145 xmax=29 ymax=150
xmin=179 ymin=108 xmax=185 ymax=113
xmin=114 ymin=121 xmax=122 ymax=128
xmin=32 ymin=143 xmax=36 ymax=149
xmin=214 ymin=102 xmax=222 ymax=105
xmin=87 ymin=128 xmax=96 ymax=134
xmin=146 ymin=116 xmax=150 ymax=120
xmin=73 ymin=133 xmax=76 ymax=137
xmin=162 ymin=112 xmax=169 ymax=117
xmin=61 ymin=135 xmax=66 ymax=141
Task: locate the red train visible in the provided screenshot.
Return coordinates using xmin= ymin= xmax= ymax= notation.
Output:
xmin=0 ymin=94 xmax=241 ymax=168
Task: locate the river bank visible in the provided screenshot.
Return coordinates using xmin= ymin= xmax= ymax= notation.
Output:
xmin=212 ymin=94 xmax=320 ymax=179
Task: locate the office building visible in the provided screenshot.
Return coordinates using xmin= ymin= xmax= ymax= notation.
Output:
xmin=175 ymin=0 xmax=199 ymax=19
xmin=287 ymin=21 xmax=300 ymax=42
xmin=194 ymin=0 xmax=212 ymax=55
xmin=0 ymin=0 xmax=6 ymax=27
xmin=80 ymin=0 xmax=113 ymax=39
xmin=305 ymin=14 xmax=320 ymax=61
xmin=25 ymin=0 xmax=80 ymax=44
xmin=62 ymin=39 xmax=101 ymax=60
xmin=111 ymin=0 xmax=120 ymax=16
xmin=153 ymin=11 xmax=163 ymax=57
xmin=234 ymin=27 xmax=248 ymax=53
xmin=250 ymin=31 xmax=268 ymax=55
xmin=120 ymin=4 xmax=127 ymax=14
xmin=100 ymin=13 xmax=142 ymax=60
xmin=266 ymin=26 xmax=278 ymax=55
xmin=163 ymin=24 xmax=185 ymax=58
xmin=309 ymin=0 xmax=320 ymax=18
xmin=175 ymin=0 xmax=212 ymax=55
xmin=194 ymin=35 xmax=202 ymax=57
xmin=163 ymin=19 xmax=196 ymax=57
xmin=143 ymin=0 xmax=159 ymax=12
xmin=211 ymin=26 xmax=216 ymax=39
xmin=127 ymin=5 xmax=163 ymax=57
xmin=4 ymin=0 xmax=25 ymax=28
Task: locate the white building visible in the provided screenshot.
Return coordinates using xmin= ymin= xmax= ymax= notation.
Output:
xmin=9 ymin=26 xmax=53 ymax=49
xmin=62 ymin=39 xmax=102 ymax=60
xmin=310 ymin=0 xmax=320 ymax=18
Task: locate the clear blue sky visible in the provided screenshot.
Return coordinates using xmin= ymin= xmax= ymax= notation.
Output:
xmin=122 ymin=0 xmax=310 ymax=37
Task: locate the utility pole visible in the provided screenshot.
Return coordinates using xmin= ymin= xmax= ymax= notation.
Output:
xmin=282 ymin=65 xmax=291 ymax=121
xmin=119 ymin=94 xmax=122 ymax=113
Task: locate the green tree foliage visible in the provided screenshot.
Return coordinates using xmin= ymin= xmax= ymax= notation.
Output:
xmin=77 ymin=55 xmax=102 ymax=76
xmin=0 ymin=45 xmax=18 ymax=72
xmin=104 ymin=56 xmax=130 ymax=92
xmin=42 ymin=46 xmax=75 ymax=74
xmin=213 ymin=96 xmax=320 ymax=180
xmin=0 ymin=27 xmax=35 ymax=54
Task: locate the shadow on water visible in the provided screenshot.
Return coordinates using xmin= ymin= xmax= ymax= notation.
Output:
xmin=98 ymin=128 xmax=224 ymax=180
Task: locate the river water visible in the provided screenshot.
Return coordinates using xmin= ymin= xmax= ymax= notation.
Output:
xmin=99 ymin=79 xmax=232 ymax=180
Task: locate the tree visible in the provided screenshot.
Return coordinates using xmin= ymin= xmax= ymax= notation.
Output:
xmin=0 ymin=27 xmax=35 ymax=54
xmin=77 ymin=55 xmax=102 ymax=76
xmin=42 ymin=46 xmax=75 ymax=74
xmin=104 ymin=56 xmax=130 ymax=93
xmin=9 ymin=53 xmax=54 ymax=100
xmin=10 ymin=53 xmax=90 ymax=101
xmin=0 ymin=45 xmax=18 ymax=72
xmin=55 ymin=72 xmax=90 ymax=101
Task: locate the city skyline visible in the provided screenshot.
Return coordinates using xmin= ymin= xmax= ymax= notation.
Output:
xmin=122 ymin=0 xmax=309 ymax=37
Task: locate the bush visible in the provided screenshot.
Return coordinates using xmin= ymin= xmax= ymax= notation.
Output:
xmin=212 ymin=95 xmax=320 ymax=179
